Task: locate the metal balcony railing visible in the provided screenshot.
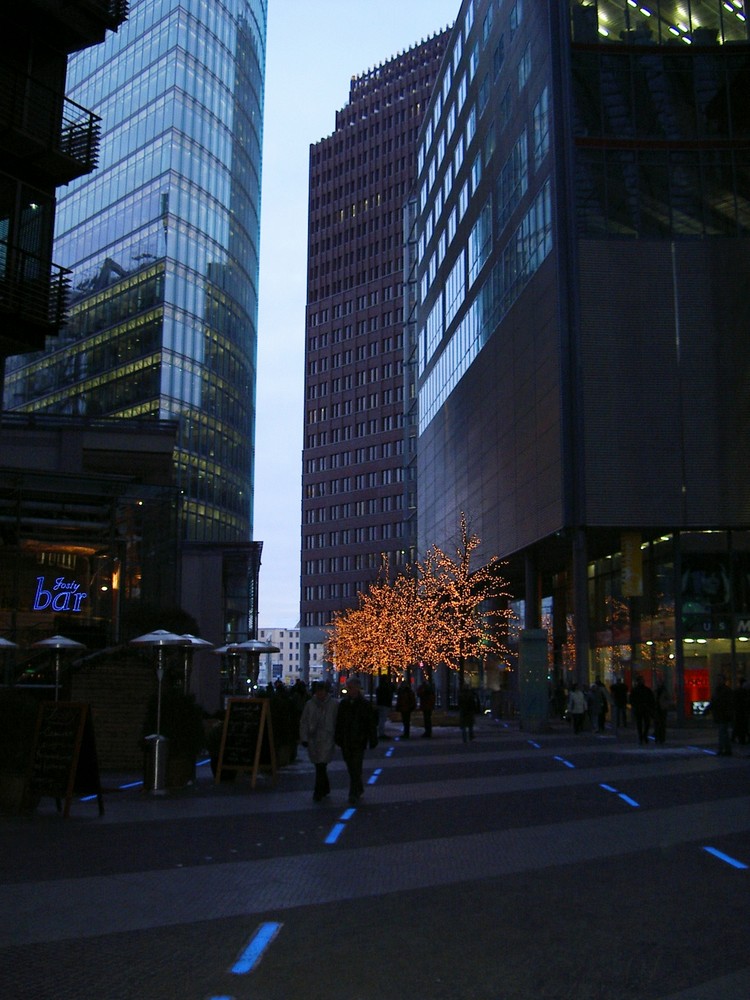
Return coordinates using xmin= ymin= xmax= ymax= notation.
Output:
xmin=81 ymin=0 xmax=130 ymax=30
xmin=0 ymin=68 xmax=101 ymax=180
xmin=0 ymin=242 xmax=71 ymax=331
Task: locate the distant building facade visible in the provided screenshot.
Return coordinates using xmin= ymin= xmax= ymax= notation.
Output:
xmin=257 ymin=627 xmax=324 ymax=686
xmin=299 ymin=29 xmax=452 ymax=667
xmin=410 ymin=0 xmax=750 ymax=713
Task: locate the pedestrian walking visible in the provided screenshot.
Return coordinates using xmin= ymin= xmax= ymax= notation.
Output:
xmin=610 ymin=676 xmax=629 ymax=727
xmin=417 ymin=673 xmax=436 ymax=738
xmin=396 ymin=678 xmax=416 ymax=738
xmin=335 ymin=676 xmax=378 ymax=804
xmin=375 ymin=673 xmax=394 ymax=739
xmin=588 ymin=679 xmax=608 ymax=733
xmin=299 ymin=681 xmax=338 ymax=802
xmin=731 ymin=677 xmax=749 ymax=746
xmin=458 ymin=681 xmax=480 ymax=742
xmin=654 ymin=679 xmax=670 ymax=744
xmin=708 ymin=673 xmax=734 ymax=756
xmin=567 ymin=683 xmax=586 ymax=734
xmin=630 ymin=674 xmax=656 ymax=745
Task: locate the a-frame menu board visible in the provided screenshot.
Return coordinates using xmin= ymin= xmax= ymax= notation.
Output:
xmin=27 ymin=702 xmax=104 ymax=818
xmin=215 ymin=697 xmax=277 ymax=789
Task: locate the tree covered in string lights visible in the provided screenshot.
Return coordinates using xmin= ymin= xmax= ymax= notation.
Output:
xmin=325 ymin=514 xmax=515 ymax=682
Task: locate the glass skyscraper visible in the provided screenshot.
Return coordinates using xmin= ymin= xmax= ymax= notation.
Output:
xmin=3 ymin=0 xmax=266 ymax=547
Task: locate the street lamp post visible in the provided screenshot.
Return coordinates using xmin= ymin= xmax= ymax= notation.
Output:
xmin=129 ymin=629 xmax=185 ymax=793
xmin=234 ymin=639 xmax=281 ymax=690
xmin=31 ymin=635 xmax=86 ymax=701
xmin=178 ymin=634 xmax=214 ymax=695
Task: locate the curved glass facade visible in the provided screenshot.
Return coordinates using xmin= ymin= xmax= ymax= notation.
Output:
xmin=3 ymin=0 xmax=267 ymax=544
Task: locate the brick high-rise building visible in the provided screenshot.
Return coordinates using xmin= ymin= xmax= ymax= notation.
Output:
xmin=300 ymin=30 xmax=452 ymax=663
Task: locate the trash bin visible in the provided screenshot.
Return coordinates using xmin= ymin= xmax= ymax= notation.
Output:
xmin=143 ymin=734 xmax=169 ymax=794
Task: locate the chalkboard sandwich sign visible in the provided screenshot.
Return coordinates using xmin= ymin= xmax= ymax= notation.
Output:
xmin=26 ymin=702 xmax=104 ymax=818
xmin=215 ymin=697 xmax=277 ymax=788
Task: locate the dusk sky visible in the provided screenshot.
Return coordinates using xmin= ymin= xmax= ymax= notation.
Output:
xmin=254 ymin=0 xmax=460 ymax=626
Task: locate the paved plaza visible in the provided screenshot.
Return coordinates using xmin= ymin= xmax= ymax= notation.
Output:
xmin=0 ymin=714 xmax=748 ymax=999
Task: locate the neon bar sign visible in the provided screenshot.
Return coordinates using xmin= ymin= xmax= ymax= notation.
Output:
xmin=33 ymin=576 xmax=88 ymax=613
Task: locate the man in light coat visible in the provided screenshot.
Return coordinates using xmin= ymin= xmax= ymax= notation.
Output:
xmin=299 ymin=682 xmax=339 ymax=801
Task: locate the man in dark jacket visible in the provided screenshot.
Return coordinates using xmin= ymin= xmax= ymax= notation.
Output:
xmin=630 ymin=674 xmax=655 ymax=746
xmin=335 ymin=677 xmax=378 ymax=804
xmin=709 ymin=674 xmax=734 ymax=756
xmin=417 ymin=674 xmax=436 ymax=737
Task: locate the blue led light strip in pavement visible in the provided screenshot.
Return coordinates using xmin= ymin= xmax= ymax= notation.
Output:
xmin=325 ymin=823 xmax=346 ymax=845
xmin=368 ymin=768 xmax=383 ymax=785
xmin=553 ymin=755 xmax=575 ymax=768
xmin=230 ymin=922 xmax=283 ymax=974
xmin=600 ymin=783 xmax=617 ymax=793
xmin=618 ymin=793 xmax=640 ymax=808
xmin=527 ymin=740 xmax=541 ymax=749
xmin=702 ymin=846 xmax=748 ymax=869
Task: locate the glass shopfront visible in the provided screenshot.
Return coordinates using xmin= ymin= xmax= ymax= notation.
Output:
xmin=588 ymin=529 xmax=750 ymax=718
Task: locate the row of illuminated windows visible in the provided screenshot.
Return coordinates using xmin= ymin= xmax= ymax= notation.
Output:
xmin=307 ymin=336 xmax=404 ymax=374
xmin=181 ymin=499 xmax=248 ymax=545
xmin=305 ymin=449 xmax=403 ymax=477
xmin=5 ymin=311 xmax=162 ymax=403
xmin=176 ymin=462 xmax=248 ymax=520
xmin=305 ymin=413 xmax=403 ymax=448
xmin=306 ymin=364 xmax=402 ymax=400
xmin=305 ymin=388 xmax=403 ymax=426
xmin=303 ymin=493 xmax=404 ymax=524
xmin=303 ymin=524 xmax=404 ymax=551
xmin=304 ymin=467 xmax=404 ymax=497
xmin=419 ymin=180 xmax=553 ymax=434
xmin=303 ymin=544 xmax=406 ymax=584
xmin=10 ymin=360 xmax=161 ymax=419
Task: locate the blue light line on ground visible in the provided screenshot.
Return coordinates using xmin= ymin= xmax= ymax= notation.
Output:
xmin=118 ymin=780 xmax=143 ymax=790
xmin=702 ymin=846 xmax=748 ymax=869
xmin=340 ymin=807 xmax=356 ymax=821
xmin=385 ymin=748 xmax=394 ymax=756
xmin=600 ymin=783 xmax=617 ymax=793
xmin=230 ymin=922 xmax=282 ymax=974
xmin=618 ymin=793 xmax=640 ymax=807
xmin=325 ymin=823 xmax=346 ymax=845
xmin=527 ymin=740 xmax=541 ymax=748
xmin=367 ymin=768 xmax=382 ymax=785
xmin=553 ymin=755 xmax=575 ymax=768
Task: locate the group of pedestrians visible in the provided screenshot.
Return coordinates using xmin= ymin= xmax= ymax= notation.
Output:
xmin=565 ymin=678 xmax=610 ymax=734
xmin=298 ymin=672 xmax=483 ymax=802
xmin=299 ymin=677 xmax=378 ymax=805
xmin=706 ymin=673 xmax=750 ymax=756
xmin=564 ymin=674 xmax=668 ymax=743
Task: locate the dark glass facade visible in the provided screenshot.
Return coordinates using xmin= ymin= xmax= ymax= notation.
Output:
xmin=3 ymin=0 xmax=266 ymax=547
xmin=300 ymin=31 xmax=451 ymax=644
xmin=0 ymin=1 xmax=128 ymax=358
xmin=412 ymin=0 xmax=750 ymax=711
